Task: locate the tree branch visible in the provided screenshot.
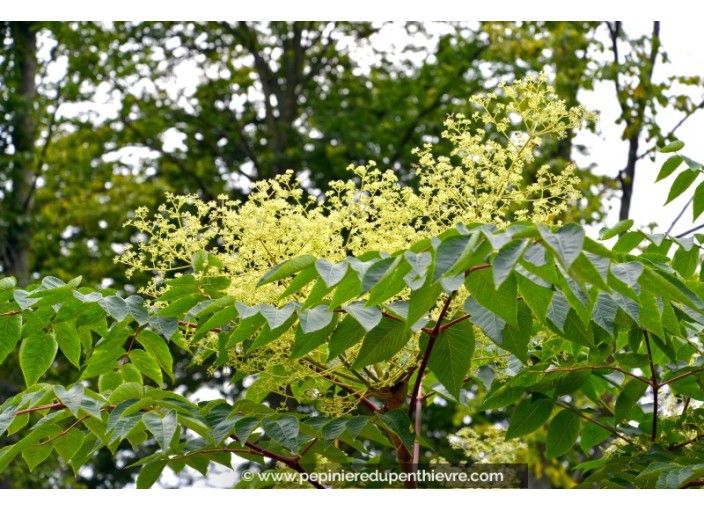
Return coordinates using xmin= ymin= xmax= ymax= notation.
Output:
xmin=555 ymin=402 xmax=639 ymax=448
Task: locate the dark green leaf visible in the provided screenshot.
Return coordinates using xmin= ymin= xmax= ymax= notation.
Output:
xmin=262 ymin=416 xmax=299 ymax=453
xmin=614 ymin=379 xmax=648 ymax=424
xmin=20 ymin=330 xmax=59 ymax=386
xmin=427 ymin=319 xmax=474 ymax=399
xmin=257 ymin=255 xmax=317 ymax=287
xmin=315 ymin=260 xmax=348 ymax=288
xmin=538 ymin=223 xmax=585 ymax=270
xmin=546 ymin=409 xmax=581 ymax=459
xmin=352 ymin=318 xmax=412 ymax=369
xmin=343 ymin=302 xmax=381 ymax=332
xmin=136 ymin=461 xmax=167 ymax=489
xmin=129 ymin=349 xmax=164 ymax=387
xmin=506 ymin=397 xmax=553 ymax=440
xmin=0 ymin=314 xmax=22 ymax=365
xmin=464 ymin=268 xmax=517 ymax=326
xmin=493 ymin=239 xmax=528 ymax=289
xmin=376 ymin=409 xmax=414 ymax=454
xmin=143 ymin=410 xmax=178 ymax=451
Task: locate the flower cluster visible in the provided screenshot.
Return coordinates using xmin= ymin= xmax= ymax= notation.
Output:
xmin=116 ymin=74 xmax=597 ymax=411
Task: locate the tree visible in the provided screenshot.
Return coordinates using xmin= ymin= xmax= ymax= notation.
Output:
xmin=3 ymin=77 xmax=704 ymax=489
xmin=10 ymin=21 xmax=686 ymax=292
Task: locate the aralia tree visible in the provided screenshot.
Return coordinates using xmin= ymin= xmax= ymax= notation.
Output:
xmin=2 ymin=76 xmax=704 ymax=489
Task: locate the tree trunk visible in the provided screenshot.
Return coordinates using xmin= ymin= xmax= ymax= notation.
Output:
xmin=3 ymin=22 xmax=37 ymax=286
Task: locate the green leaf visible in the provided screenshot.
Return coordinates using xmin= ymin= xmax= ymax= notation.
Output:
xmin=352 ymin=318 xmax=412 ymax=369
xmin=639 ymin=291 xmax=665 ymax=339
xmin=259 ymin=303 xmax=296 ymax=330
xmin=328 ymin=269 xmax=363 ymax=309
xmin=562 ymin=309 xmax=594 ymax=348
xmin=499 ymin=301 xmax=532 ymax=363
xmin=143 ymin=410 xmax=178 ymax=451
xmin=0 ymin=314 xmax=22 ymax=365
xmin=20 ymin=330 xmax=59 ymax=386
xmin=53 ymin=428 xmax=85 ymax=463
xmin=125 ymin=295 xmax=149 ymax=325
xmin=99 ymin=296 xmax=128 ymax=321
xmin=376 ymin=409 xmax=415 ymax=454
xmin=591 ymin=292 xmax=618 ymax=336
xmin=233 ymin=416 xmax=260 ymax=444
xmin=299 ymin=305 xmax=333 ymax=334
xmin=407 ymin=279 xmax=443 ymax=327
xmin=683 ymin=155 xmax=703 ymax=170
xmin=137 ymin=330 xmax=174 ymax=382
xmin=315 ymin=260 xmax=349 ymax=288
xmin=660 ymin=140 xmax=684 ymax=153
xmin=538 ymin=223 xmax=585 ymax=270
xmin=665 ymin=169 xmax=698 ymax=205
xmin=262 ymin=416 xmax=300 ymax=453
xmin=493 ymin=239 xmax=528 ymax=289
xmin=321 ymin=418 xmax=348 ymax=447
xmin=546 ymin=409 xmax=581 ymax=459
xmin=327 ymin=315 xmax=366 ymax=361
xmin=506 ymin=397 xmax=553 ymax=440
xmin=366 ymin=260 xmax=411 ymax=306
xmin=614 ymin=378 xmax=648 ymax=424
xmin=516 ymin=273 xmax=553 ymax=321
xmin=465 ymin=268 xmax=517 ymax=326
xmin=136 ymin=460 xmax=167 ymax=489
xmin=613 ymin=231 xmax=645 ymax=252
xmin=693 ymin=182 xmax=704 ymax=222
xmin=426 ymin=319 xmax=474 ymax=399
xmin=129 ymin=349 xmax=164 ymax=387
xmin=0 ymin=276 xmax=17 ymax=292
xmin=464 ymin=297 xmax=505 ymax=344
xmin=193 ymin=307 xmax=239 ymax=342
xmin=148 ymin=317 xmax=178 ymax=340
xmin=0 ymin=404 xmax=18 ymax=437
xmin=54 ymin=384 xmax=85 ymax=417
xmin=656 ymin=465 xmax=704 ymax=489
xmin=281 ymin=266 xmax=319 ymax=300
xmin=249 ymin=313 xmax=298 ymax=352
xmin=290 ymin=318 xmax=336 ymax=359
xmin=342 ymin=302 xmax=381 ymax=332
xmin=656 ymin=155 xmax=684 ymax=182
xmin=225 ymin=307 xmax=265 ymax=348
xmin=580 ymin=419 xmax=613 ymax=454
xmin=479 ymin=382 xmax=523 ymax=411
xmin=599 ymin=219 xmax=635 ymax=240
xmin=433 ymin=235 xmax=473 ymax=282
xmin=22 ymin=443 xmax=53 ymax=472
xmin=155 ymin=294 xmax=205 ymax=318
xmin=54 ymin=321 xmax=81 ymax=368
xmin=361 ymin=257 xmax=400 ymax=293
xmin=257 ymin=255 xmax=317 ymax=287
xmin=186 ymin=296 xmax=235 ymax=321
xmin=610 ymin=261 xmax=643 ymax=288
xmin=673 ymin=246 xmax=699 ymax=279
